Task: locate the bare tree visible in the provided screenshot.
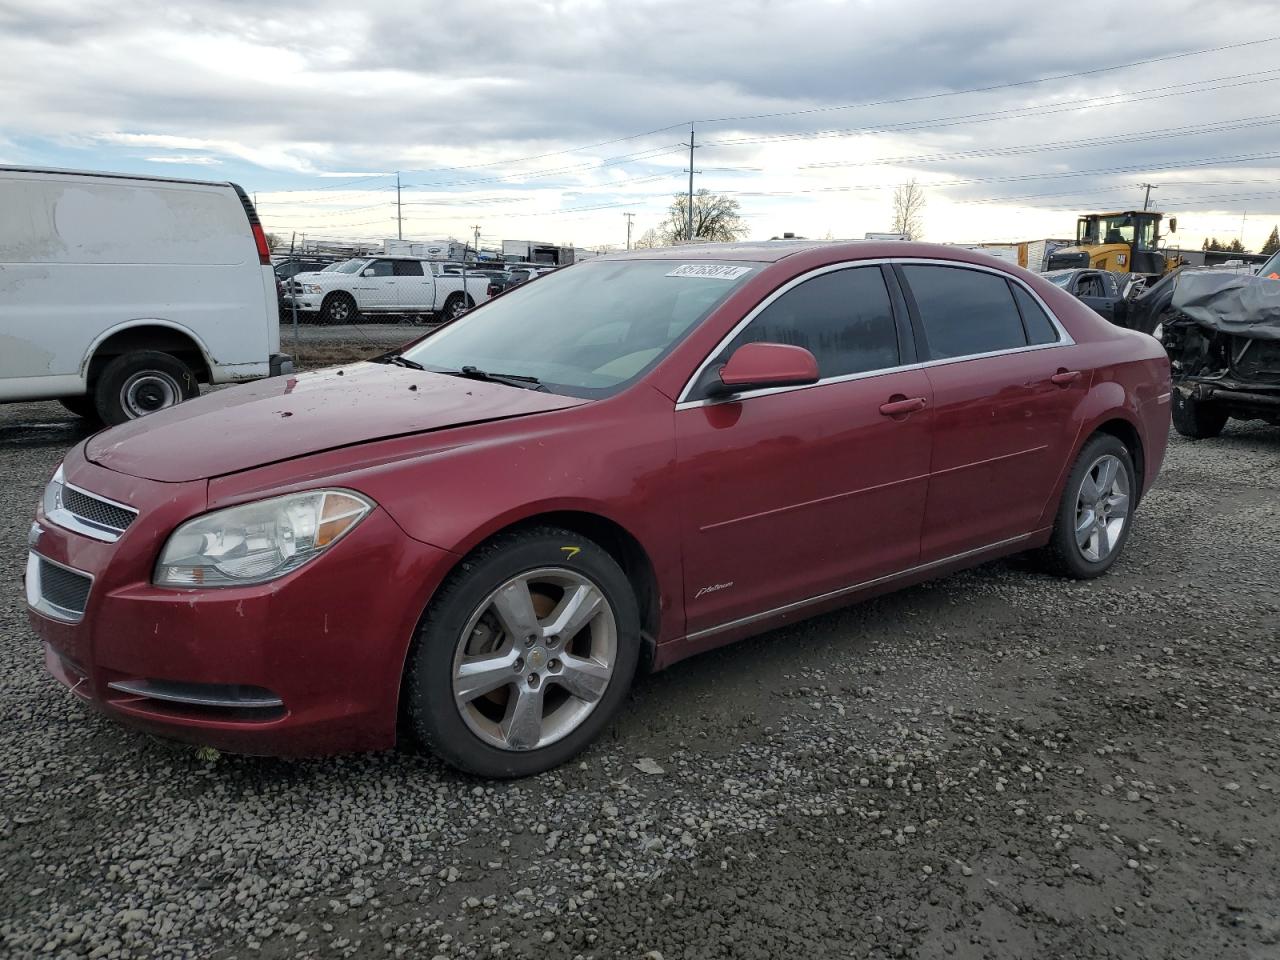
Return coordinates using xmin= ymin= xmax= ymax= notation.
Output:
xmin=891 ymin=180 xmax=926 ymax=241
xmin=658 ymin=189 xmax=748 ymax=244
xmin=633 ymin=227 xmax=664 ymax=249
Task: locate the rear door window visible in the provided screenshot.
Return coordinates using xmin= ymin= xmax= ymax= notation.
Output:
xmin=393 ymin=260 xmax=424 ymax=276
xmin=716 ymin=266 xmax=900 ymax=381
xmin=899 ymin=265 xmax=1028 ymax=360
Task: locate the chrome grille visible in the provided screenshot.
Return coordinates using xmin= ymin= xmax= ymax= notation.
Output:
xmin=62 ymin=485 xmax=136 ymax=534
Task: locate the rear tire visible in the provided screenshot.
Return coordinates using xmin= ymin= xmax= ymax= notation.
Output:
xmin=442 ymin=293 xmax=472 ymax=322
xmin=1171 ymin=390 xmax=1228 ymax=440
xmin=94 ymin=351 xmax=199 ymax=426
xmin=1038 ymin=433 xmax=1136 ymax=580
xmin=402 ymin=526 xmax=640 ymax=778
xmin=321 ymin=292 xmax=358 ymax=325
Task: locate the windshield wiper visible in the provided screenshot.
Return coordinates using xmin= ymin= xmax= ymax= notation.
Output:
xmin=372 ymin=352 xmax=425 ymax=370
xmin=448 ymin=365 xmax=548 ymax=391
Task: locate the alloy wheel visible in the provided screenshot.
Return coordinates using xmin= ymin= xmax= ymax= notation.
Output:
xmin=1074 ymin=453 xmax=1131 ymax=563
xmin=451 ymin=567 xmax=617 ymax=751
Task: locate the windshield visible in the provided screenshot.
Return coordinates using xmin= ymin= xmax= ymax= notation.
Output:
xmin=1259 ymin=249 xmax=1280 ymax=279
xmin=332 ymin=259 xmax=369 ymax=275
xmin=1043 ymin=272 xmax=1074 ymax=288
xmin=321 ymin=262 xmax=347 ymax=272
xmin=402 ymin=259 xmax=756 ymax=398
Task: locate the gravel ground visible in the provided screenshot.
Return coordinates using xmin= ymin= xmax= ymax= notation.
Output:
xmin=1 ymin=398 xmax=1277 ymax=960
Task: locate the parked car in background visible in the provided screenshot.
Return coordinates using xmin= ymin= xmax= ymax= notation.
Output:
xmin=27 ymin=241 xmax=1169 ymax=777
xmin=0 ymin=166 xmax=291 ymax=424
xmin=285 ymin=256 xmax=490 ymax=323
xmin=1043 ymin=269 xmax=1127 ymax=324
xmin=274 ymin=257 xmax=341 ymax=309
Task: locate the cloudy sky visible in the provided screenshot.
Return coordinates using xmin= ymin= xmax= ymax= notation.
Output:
xmin=3 ymin=0 xmax=1280 ymax=253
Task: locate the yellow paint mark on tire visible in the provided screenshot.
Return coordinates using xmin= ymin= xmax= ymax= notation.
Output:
xmin=560 ymin=546 xmax=581 ymax=559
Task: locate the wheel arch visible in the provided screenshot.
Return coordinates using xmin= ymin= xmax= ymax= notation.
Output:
xmin=80 ymin=320 xmax=214 ymax=387
xmin=1039 ymin=388 xmax=1148 ymax=530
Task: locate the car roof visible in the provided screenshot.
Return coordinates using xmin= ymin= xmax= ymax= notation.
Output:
xmin=0 ymin=163 xmax=233 ymax=189
xmin=595 ymin=239 xmax=1022 ymax=267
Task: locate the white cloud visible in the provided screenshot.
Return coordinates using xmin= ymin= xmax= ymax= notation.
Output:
xmin=1 ymin=0 xmax=1279 ymax=249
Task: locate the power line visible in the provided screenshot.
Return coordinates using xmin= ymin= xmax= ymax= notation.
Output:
xmin=697 ymin=68 xmax=1280 ymax=150
xmin=694 ymin=35 xmax=1280 ymax=124
xmin=799 ymin=112 xmax=1280 ymax=170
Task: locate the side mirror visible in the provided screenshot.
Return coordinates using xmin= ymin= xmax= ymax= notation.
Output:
xmin=708 ymin=342 xmax=820 ymax=397
xmin=361 ymin=267 xmax=375 ymax=277
xmin=1168 ymin=217 xmax=1177 ymax=233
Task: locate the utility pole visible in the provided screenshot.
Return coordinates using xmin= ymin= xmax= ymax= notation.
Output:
xmin=471 ymin=224 xmax=482 ymax=258
xmin=624 ymin=212 xmax=635 ymax=250
xmin=1141 ymin=183 xmax=1155 ymax=211
xmin=396 ymin=171 xmax=403 ymax=240
xmin=681 ymin=123 xmax=700 ymax=241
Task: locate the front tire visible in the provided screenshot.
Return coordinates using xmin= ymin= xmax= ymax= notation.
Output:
xmin=321 ymin=292 xmax=358 ymax=325
xmin=58 ymin=396 xmax=100 ymax=423
xmin=403 ymin=526 xmax=640 ymax=778
xmin=1171 ymin=390 xmax=1228 ymax=440
xmin=1040 ymin=433 xmax=1136 ymax=580
xmin=93 ymin=351 xmax=199 ymax=426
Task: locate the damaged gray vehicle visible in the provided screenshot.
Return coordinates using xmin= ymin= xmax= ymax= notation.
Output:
xmin=1155 ymin=255 xmax=1280 ymax=439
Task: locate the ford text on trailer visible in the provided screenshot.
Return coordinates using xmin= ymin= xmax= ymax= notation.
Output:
xmin=0 ymin=166 xmax=292 ymax=424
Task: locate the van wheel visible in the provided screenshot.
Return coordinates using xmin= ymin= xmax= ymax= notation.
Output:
xmin=402 ymin=526 xmax=640 ymax=778
xmin=94 ymin=351 xmax=199 ymax=425
xmin=58 ymin=396 xmax=100 ymax=423
xmin=321 ymin=293 xmax=358 ymax=325
xmin=1171 ymin=391 xmax=1228 ymax=440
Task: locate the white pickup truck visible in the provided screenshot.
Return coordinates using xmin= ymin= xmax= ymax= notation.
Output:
xmin=285 ymin=256 xmax=490 ymax=324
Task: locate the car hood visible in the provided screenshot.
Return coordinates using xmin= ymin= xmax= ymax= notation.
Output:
xmin=85 ymin=363 xmax=589 ymax=482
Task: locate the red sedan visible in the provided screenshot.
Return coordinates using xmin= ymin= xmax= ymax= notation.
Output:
xmin=27 ymin=242 xmax=1171 ymax=777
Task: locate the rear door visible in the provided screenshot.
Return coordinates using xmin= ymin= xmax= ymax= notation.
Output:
xmin=393 ymin=259 xmax=431 ymax=311
xmin=676 ymin=264 xmax=934 ymax=634
xmin=896 ymin=263 xmax=1089 ymax=563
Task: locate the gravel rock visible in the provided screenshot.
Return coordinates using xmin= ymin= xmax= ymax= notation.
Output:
xmin=2 ymin=405 xmax=1278 ymax=959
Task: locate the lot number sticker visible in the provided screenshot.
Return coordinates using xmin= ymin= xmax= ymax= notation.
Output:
xmin=666 ymin=264 xmax=753 ymax=280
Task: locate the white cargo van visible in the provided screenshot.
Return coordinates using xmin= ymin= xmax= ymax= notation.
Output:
xmin=0 ymin=166 xmax=292 ymax=424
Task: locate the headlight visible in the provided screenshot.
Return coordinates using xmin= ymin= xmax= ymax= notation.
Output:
xmin=303 ymin=283 xmax=323 ymax=294
xmin=155 ymin=490 xmax=373 ymax=587
xmin=42 ymin=465 xmax=65 ymax=516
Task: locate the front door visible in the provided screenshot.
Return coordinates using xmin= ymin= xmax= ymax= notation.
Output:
xmin=676 ymin=265 xmax=933 ymax=635
xmin=355 ymin=258 xmax=397 ymax=313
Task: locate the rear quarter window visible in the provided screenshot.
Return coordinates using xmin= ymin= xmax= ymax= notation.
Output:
xmin=900 ymin=265 xmax=1028 ymax=360
xmin=1011 ymin=284 xmax=1062 ymax=345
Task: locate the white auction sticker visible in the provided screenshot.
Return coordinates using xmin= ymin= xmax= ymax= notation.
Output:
xmin=666 ymin=264 xmax=753 ymax=280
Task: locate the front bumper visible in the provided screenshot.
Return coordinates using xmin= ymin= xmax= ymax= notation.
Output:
xmin=283 ymin=295 xmax=320 ymax=312
xmin=26 ymin=449 xmax=456 ymax=756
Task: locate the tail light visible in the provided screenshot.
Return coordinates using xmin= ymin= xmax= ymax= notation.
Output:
xmin=487 ymin=281 xmax=500 ymax=296
xmin=231 ymin=183 xmax=273 ymax=266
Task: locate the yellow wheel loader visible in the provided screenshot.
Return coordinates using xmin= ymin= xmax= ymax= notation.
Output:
xmin=1046 ymin=211 xmax=1179 ymax=276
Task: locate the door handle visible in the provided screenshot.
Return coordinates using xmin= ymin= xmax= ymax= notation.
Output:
xmin=1050 ymin=369 xmax=1082 ymax=386
xmin=879 ymin=396 xmax=927 ymax=417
